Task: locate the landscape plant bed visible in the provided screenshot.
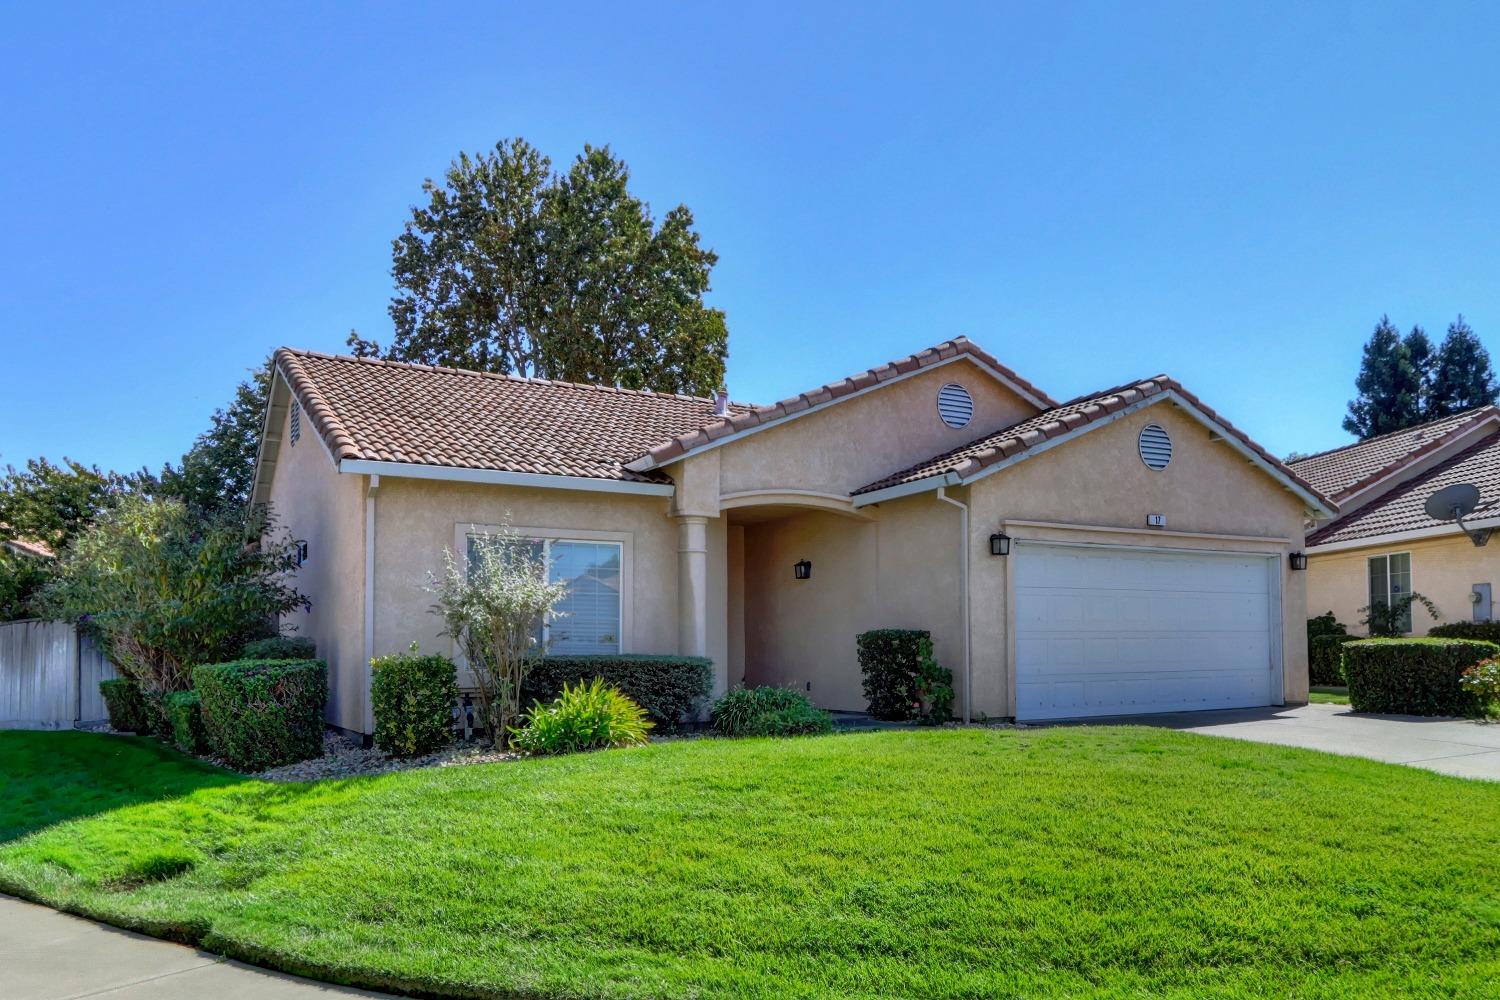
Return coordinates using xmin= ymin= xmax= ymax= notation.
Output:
xmin=2 ymin=728 xmax=1498 ymax=999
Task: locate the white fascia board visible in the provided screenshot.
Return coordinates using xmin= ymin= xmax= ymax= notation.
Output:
xmin=851 ymin=471 xmax=961 ymax=508
xmin=626 ymin=354 xmax=1054 ymax=473
xmin=1305 ymin=515 xmax=1500 ymax=554
xmin=337 ymin=459 xmax=675 ymax=496
xmin=249 ymin=369 xmax=293 ymax=508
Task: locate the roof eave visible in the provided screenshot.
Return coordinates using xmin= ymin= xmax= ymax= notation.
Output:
xmin=336 ymin=459 xmax=675 ymax=496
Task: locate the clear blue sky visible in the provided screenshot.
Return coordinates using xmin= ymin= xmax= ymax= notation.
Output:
xmin=3 ymin=2 xmax=1498 ymax=473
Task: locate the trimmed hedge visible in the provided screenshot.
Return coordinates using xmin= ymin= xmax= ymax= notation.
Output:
xmin=241 ymin=635 xmax=316 ymax=660
xmin=165 ymin=690 xmax=207 ymax=754
xmin=99 ymin=678 xmax=149 ymax=734
xmin=194 ymin=658 xmax=328 ymax=770
xmin=856 ymin=629 xmax=954 ymax=722
xmin=1341 ymin=638 xmax=1497 ymax=716
xmin=1427 ymin=621 xmax=1500 ymax=644
xmin=521 ymin=655 xmax=712 ymax=728
xmin=711 ymin=686 xmax=834 ymax=737
xmin=371 ymin=651 xmax=459 ymax=756
xmin=1306 ymin=612 xmax=1352 ymax=686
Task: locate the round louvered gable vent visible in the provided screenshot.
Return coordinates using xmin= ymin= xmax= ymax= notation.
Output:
xmin=1138 ymin=423 xmax=1172 ymax=470
xmin=937 ymin=383 xmax=974 ymax=429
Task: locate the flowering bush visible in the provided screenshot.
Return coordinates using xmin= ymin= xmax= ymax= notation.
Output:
xmin=429 ymin=527 xmax=568 ymax=748
xmin=1460 ymin=657 xmax=1500 ymax=716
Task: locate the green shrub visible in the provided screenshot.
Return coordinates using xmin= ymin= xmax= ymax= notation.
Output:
xmin=711 ymin=686 xmax=834 ymax=737
xmin=1460 ymin=657 xmax=1500 ymax=716
xmin=193 ymin=658 xmax=328 ymax=770
xmin=521 ymin=655 xmax=713 ymax=729
xmin=1307 ymin=612 xmax=1351 ymax=686
xmin=241 ymin=635 xmax=316 ymax=660
xmin=371 ymin=650 xmax=459 ymax=756
xmin=99 ymin=678 xmax=150 ymax=734
xmin=164 ymin=690 xmax=207 ymax=754
xmin=1427 ymin=621 xmax=1500 ymax=644
xmin=856 ymin=629 xmax=953 ymax=722
xmin=1341 ymin=638 xmax=1496 ymax=716
xmin=511 ymin=678 xmax=652 ymax=755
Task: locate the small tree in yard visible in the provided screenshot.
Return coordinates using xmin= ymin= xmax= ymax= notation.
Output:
xmin=1359 ymin=593 xmax=1440 ymax=638
xmin=429 ymin=529 xmax=568 ymax=747
xmin=39 ymin=495 xmax=308 ymax=695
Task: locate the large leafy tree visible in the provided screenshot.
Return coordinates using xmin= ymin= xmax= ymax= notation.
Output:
xmin=157 ymin=359 xmax=273 ymax=515
xmin=1344 ymin=316 xmax=1424 ymax=439
xmin=1427 ymin=315 xmax=1498 ymax=417
xmin=0 ymin=457 xmax=130 ymax=554
xmin=349 ymin=139 xmax=729 ymax=395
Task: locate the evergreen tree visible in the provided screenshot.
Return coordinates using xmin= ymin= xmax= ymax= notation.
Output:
xmin=1427 ymin=315 xmax=1498 ymax=417
xmin=1404 ymin=325 xmax=1435 ymax=410
xmin=157 ymin=359 xmax=273 ymax=515
xmin=1344 ymin=316 xmax=1423 ymax=439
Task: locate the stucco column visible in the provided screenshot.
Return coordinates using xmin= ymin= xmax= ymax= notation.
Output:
xmin=677 ymin=515 xmax=710 ymax=659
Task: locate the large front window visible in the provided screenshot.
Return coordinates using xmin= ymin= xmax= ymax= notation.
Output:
xmin=466 ymin=534 xmax=623 ymax=654
xmin=1367 ymin=552 xmax=1413 ymax=633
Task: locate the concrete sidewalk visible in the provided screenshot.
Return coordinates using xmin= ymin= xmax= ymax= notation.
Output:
xmin=0 ymin=894 xmax=395 ymax=999
xmin=1099 ymin=702 xmax=1500 ymax=780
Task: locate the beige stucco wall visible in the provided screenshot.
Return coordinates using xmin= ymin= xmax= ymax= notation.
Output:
xmin=965 ymin=401 xmax=1312 ymax=716
xmin=707 ymin=359 xmax=1040 ymax=499
xmin=263 ymin=400 xmax=368 ymax=732
xmin=1306 ymin=532 xmax=1500 ymax=636
xmin=370 ymin=478 xmax=683 ymax=701
xmin=737 ymin=495 xmax=964 ymax=713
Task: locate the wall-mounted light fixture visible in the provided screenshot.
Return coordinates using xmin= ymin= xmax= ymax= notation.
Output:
xmin=294 ymin=541 xmax=309 ymax=566
xmin=990 ymin=532 xmax=1011 ymax=556
xmin=793 ymin=559 xmax=812 ymax=580
xmin=1289 ymin=552 xmax=1307 ymax=571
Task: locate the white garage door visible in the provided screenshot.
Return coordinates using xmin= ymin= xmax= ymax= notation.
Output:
xmin=1014 ymin=544 xmax=1278 ymax=720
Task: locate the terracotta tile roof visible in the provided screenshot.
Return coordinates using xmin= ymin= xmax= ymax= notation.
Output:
xmin=0 ymin=533 xmax=53 ymax=559
xmin=1307 ymin=431 xmax=1500 ymax=546
xmin=274 ymin=349 xmax=755 ymax=485
xmin=1288 ymin=407 xmax=1497 ymax=502
xmin=626 ymin=337 xmax=1059 ymax=470
xmin=853 ymin=375 xmax=1335 ymax=513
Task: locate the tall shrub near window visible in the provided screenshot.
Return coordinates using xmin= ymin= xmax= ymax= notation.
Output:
xmin=430 ymin=528 xmax=568 ymax=747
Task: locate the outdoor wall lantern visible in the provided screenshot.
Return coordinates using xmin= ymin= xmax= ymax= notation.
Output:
xmin=990 ymin=532 xmax=1011 ymax=556
xmin=794 ymin=559 xmax=812 ymax=580
xmin=1289 ymin=552 xmax=1308 ymax=571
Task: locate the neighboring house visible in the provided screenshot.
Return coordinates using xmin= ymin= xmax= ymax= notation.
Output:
xmin=1291 ymin=406 xmax=1500 ymax=636
xmin=1 ymin=531 xmax=54 ymax=560
xmin=252 ymin=338 xmax=1333 ymax=735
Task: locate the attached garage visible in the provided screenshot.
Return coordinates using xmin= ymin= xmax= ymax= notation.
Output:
xmin=1013 ymin=543 xmax=1281 ymax=720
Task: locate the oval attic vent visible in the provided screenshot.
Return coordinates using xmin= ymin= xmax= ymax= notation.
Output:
xmin=937 ymin=383 xmax=974 ymax=429
xmin=1138 ymin=423 xmax=1172 ymax=470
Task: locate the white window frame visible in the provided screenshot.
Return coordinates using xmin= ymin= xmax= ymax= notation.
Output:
xmin=455 ymin=523 xmax=634 ymax=654
xmin=1367 ymin=551 xmax=1413 ymax=634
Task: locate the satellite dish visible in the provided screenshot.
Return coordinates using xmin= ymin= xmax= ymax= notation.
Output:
xmin=1424 ymin=482 xmax=1491 ymax=547
xmin=1424 ymin=483 xmax=1481 ymax=521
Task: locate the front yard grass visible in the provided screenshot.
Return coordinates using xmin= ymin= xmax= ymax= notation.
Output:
xmin=1309 ymin=686 xmax=1351 ymax=705
xmin=2 ymin=727 xmax=1497 ymax=999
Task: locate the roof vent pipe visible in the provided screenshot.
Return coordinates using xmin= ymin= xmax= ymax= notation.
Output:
xmin=714 ymin=388 xmax=729 ymax=417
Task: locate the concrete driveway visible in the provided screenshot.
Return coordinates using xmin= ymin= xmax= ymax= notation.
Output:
xmin=1101 ymin=702 xmax=1500 ymax=780
xmin=0 ymin=894 xmax=392 ymax=999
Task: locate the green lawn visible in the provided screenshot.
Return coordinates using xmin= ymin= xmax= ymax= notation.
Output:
xmin=2 ymin=729 xmax=1497 ymax=999
xmin=1309 ymin=686 xmax=1351 ymax=705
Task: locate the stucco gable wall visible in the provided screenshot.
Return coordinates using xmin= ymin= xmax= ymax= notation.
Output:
xmin=707 ymin=360 xmax=1041 ymax=499
xmin=1307 ymin=533 xmax=1499 ymax=637
xmin=263 ymin=399 xmax=367 ymax=732
xmin=963 ymin=402 xmax=1310 ymax=717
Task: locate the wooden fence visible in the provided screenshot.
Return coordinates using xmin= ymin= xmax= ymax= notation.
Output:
xmin=0 ymin=620 xmax=119 ymax=729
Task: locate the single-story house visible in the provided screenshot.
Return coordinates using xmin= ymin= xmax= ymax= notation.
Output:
xmin=251 ymin=338 xmax=1334 ymax=735
xmin=1291 ymin=406 xmax=1500 ymax=634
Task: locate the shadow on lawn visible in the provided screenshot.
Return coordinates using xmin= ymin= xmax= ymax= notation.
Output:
xmin=0 ymin=730 xmax=250 ymax=844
